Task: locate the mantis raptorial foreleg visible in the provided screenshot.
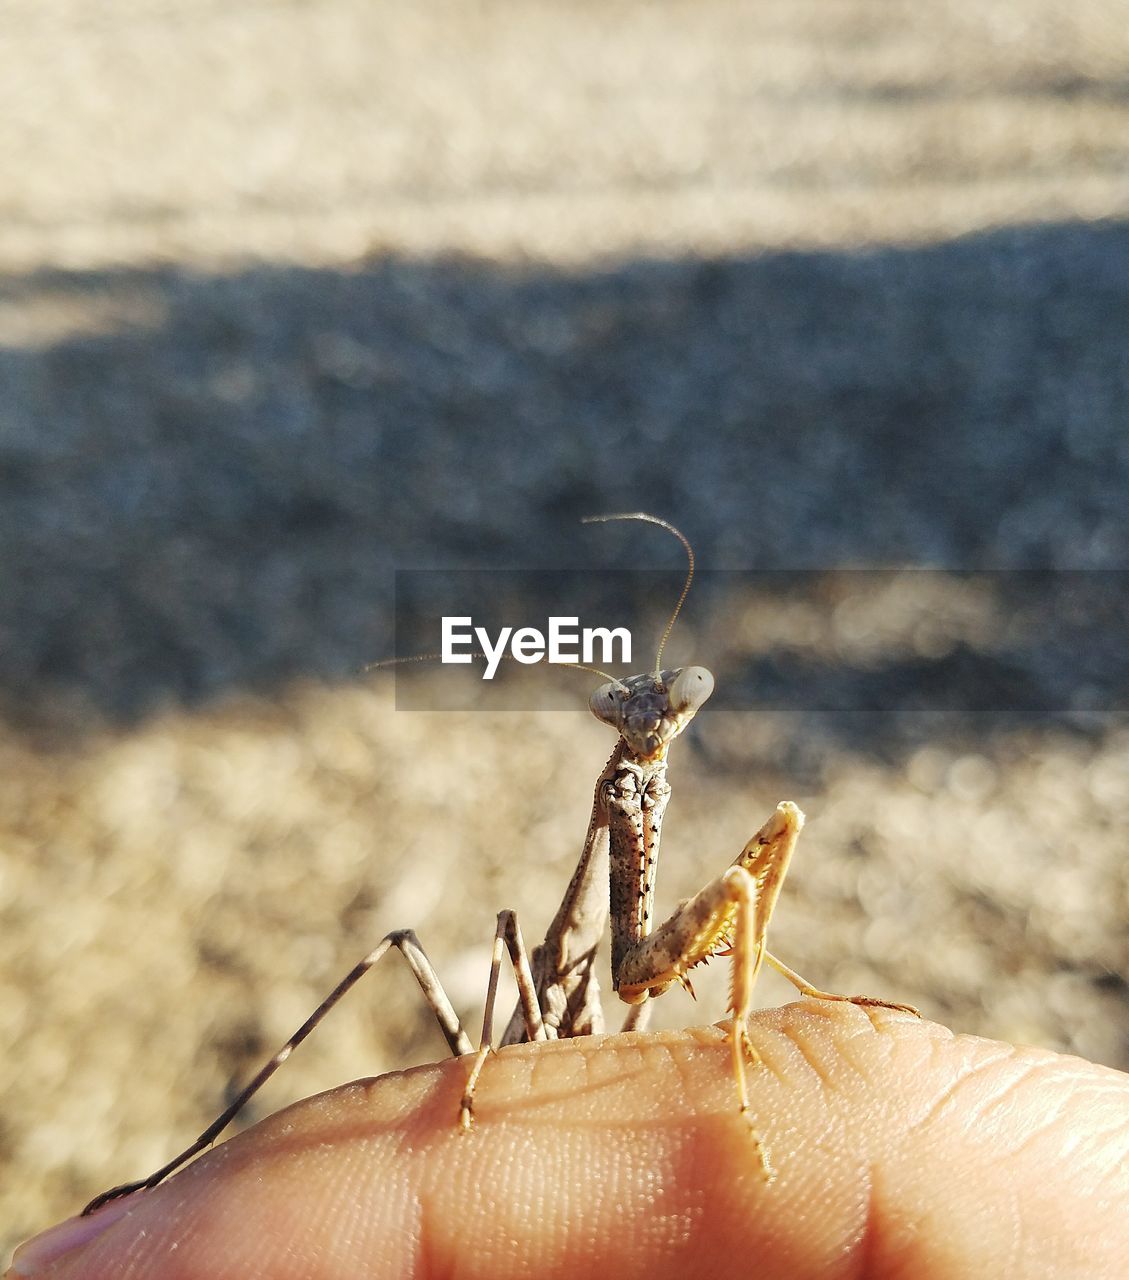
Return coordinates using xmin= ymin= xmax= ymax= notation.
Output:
xmin=611 ymin=802 xmax=803 ymax=1176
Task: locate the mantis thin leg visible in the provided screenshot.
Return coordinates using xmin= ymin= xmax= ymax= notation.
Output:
xmin=82 ymin=930 xmax=472 ymax=1216
xmin=498 ymin=744 xmax=626 ymax=1047
xmin=619 ymin=998 xmax=652 ymax=1033
xmin=460 ymin=910 xmax=547 ymax=1128
xmin=763 ymin=950 xmax=921 ymax=1017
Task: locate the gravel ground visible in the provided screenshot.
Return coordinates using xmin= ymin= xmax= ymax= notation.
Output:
xmin=2 ymin=0 xmax=1129 ymax=1256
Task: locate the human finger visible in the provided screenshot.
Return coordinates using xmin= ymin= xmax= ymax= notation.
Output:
xmin=11 ymin=1003 xmax=1129 ymax=1279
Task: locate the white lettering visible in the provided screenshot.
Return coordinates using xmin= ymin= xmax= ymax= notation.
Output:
xmin=474 ymin=625 xmax=513 ymax=680
xmin=584 ymin=626 xmax=631 ymax=666
xmin=548 ymin=616 xmax=580 ymax=663
xmin=441 ymin=616 xmax=474 ymax=663
xmin=510 ymin=626 xmax=546 ymax=664
xmin=440 ymin=617 xmax=635 ymax=679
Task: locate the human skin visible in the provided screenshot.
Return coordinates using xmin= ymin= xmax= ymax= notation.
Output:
xmin=10 ymin=1002 xmax=1129 ymax=1279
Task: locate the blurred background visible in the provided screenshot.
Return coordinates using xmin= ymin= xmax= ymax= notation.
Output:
xmin=3 ymin=0 xmax=1128 ymax=1253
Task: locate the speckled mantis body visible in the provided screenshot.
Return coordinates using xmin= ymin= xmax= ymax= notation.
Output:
xmin=83 ymin=514 xmax=916 ymax=1216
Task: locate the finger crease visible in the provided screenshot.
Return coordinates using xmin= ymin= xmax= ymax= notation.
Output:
xmin=917 ymin=1045 xmax=1022 ymax=1130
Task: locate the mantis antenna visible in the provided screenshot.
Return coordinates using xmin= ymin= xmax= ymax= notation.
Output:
xmin=580 ymin=512 xmax=695 ymax=678
xmin=366 ymin=650 xmax=619 ymax=684
xmin=369 ymin=512 xmax=695 ymax=687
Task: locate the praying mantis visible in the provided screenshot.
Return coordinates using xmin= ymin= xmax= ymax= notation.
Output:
xmin=82 ymin=512 xmax=917 ymax=1216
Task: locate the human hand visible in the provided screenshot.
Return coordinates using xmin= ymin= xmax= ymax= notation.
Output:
xmin=10 ymin=1002 xmax=1129 ymax=1279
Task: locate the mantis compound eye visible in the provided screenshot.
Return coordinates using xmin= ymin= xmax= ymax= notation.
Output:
xmin=589 ymin=681 xmax=625 ymax=726
xmin=667 ymin=665 xmax=715 ymax=717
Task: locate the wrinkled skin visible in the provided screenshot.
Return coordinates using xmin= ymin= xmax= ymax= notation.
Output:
xmin=12 ymin=1004 xmax=1129 ymax=1280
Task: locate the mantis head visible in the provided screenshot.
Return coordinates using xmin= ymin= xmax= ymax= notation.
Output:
xmin=589 ymin=666 xmax=714 ymax=761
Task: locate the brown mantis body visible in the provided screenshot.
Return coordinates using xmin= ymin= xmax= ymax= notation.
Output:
xmin=83 ymin=513 xmax=916 ymax=1217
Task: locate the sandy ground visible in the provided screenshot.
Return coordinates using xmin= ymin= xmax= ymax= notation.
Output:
xmin=2 ymin=0 xmax=1128 ymax=1257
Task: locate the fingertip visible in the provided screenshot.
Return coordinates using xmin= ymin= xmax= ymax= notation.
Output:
xmin=7 ymin=1198 xmax=133 ymax=1278
xmin=15 ymin=1009 xmax=1129 ymax=1280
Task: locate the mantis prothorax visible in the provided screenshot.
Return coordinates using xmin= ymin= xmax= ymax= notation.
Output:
xmin=82 ymin=512 xmax=917 ymax=1215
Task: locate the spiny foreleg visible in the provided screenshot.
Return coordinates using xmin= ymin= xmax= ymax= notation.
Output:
xmin=613 ymin=802 xmax=807 ymax=1178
